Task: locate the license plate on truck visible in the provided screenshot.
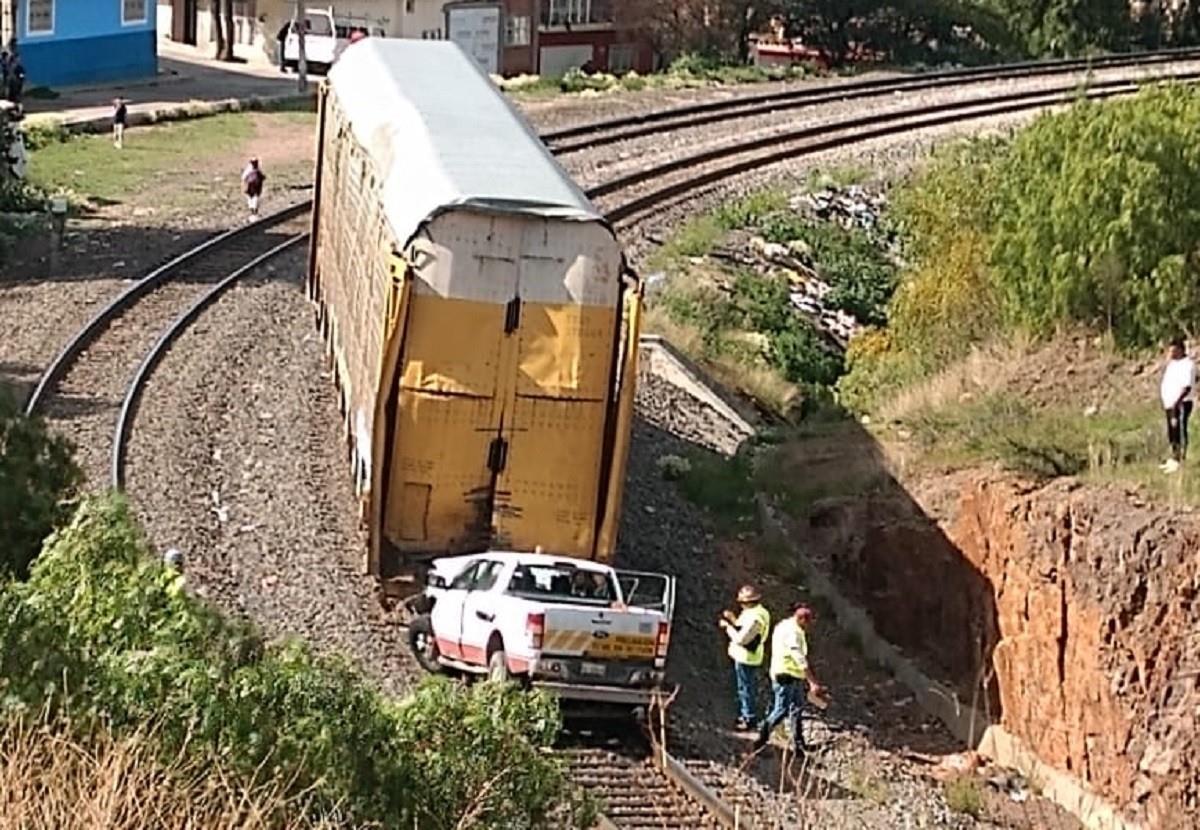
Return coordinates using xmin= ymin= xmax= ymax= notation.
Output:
xmin=580 ymin=661 xmax=606 ymax=678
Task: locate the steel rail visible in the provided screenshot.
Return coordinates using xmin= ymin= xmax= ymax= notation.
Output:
xmin=109 ymin=234 xmax=308 ymax=489
xmin=542 ymin=45 xmax=1200 ymax=149
xmin=567 ymin=741 xmax=741 ymax=829
xmin=597 ymin=72 xmax=1200 ymax=223
xmin=23 ymin=201 xmax=311 ymax=418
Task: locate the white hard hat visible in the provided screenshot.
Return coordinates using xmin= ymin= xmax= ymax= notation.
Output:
xmin=163 ymin=548 xmax=184 ymax=570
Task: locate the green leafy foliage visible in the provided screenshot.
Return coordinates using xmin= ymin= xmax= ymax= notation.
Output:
xmin=988 ymin=86 xmax=1200 ymax=347
xmin=0 ymin=495 xmax=591 ymax=829
xmin=805 ymin=223 xmax=896 ymax=326
xmin=844 ymin=87 xmax=1200 ymax=413
xmin=983 ymin=0 xmax=1131 ymax=55
xmin=659 ymin=271 xmax=843 ymax=387
xmin=712 ymin=189 xmax=789 ymax=231
xmin=0 ymin=389 xmax=80 ymax=580
xmin=673 ymin=449 xmax=757 ymax=532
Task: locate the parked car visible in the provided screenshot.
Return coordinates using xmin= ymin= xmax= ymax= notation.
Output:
xmin=408 ymin=551 xmax=676 ymax=710
xmin=282 ymin=7 xmax=385 ymax=74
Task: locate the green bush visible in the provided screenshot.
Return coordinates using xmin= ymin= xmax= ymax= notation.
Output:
xmin=21 ymin=120 xmax=70 ymax=151
xmin=674 ymin=450 xmax=757 ymax=531
xmin=713 ymin=189 xmax=789 ymax=231
xmin=0 ymin=389 xmax=80 ymax=580
xmin=758 ymin=213 xmax=898 ymax=326
xmin=989 ymin=86 xmax=1200 ymax=347
xmin=559 ymin=68 xmax=617 ymax=93
xmin=0 ymin=495 xmax=591 ymax=829
xmin=944 ymin=775 xmax=985 ymax=818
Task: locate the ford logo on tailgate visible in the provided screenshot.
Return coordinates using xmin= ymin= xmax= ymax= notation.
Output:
xmin=591 ymin=630 xmax=610 ymax=640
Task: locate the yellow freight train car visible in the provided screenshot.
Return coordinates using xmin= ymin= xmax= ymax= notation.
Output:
xmin=307 ymin=39 xmax=642 ymax=578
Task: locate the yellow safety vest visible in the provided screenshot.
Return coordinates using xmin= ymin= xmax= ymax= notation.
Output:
xmin=769 ymin=617 xmax=808 ymax=680
xmin=727 ymin=604 xmax=770 ymax=667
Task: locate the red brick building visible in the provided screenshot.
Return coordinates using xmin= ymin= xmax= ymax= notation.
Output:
xmin=501 ymin=0 xmax=652 ymax=76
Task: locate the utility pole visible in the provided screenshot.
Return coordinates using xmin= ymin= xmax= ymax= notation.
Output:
xmin=3 ymin=0 xmax=18 ymax=53
xmin=294 ymin=1 xmax=307 ymax=92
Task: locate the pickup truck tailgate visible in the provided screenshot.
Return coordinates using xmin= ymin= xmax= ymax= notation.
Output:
xmin=542 ymin=607 xmax=660 ymax=660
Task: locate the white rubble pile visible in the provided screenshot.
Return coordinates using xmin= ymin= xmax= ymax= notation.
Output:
xmin=746 ymin=184 xmax=895 ymax=347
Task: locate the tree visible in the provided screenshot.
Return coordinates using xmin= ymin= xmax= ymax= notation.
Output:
xmin=989 ymin=86 xmax=1200 ymax=346
xmin=0 ymin=387 xmax=80 ymax=580
xmin=985 ymin=0 xmax=1132 ymax=55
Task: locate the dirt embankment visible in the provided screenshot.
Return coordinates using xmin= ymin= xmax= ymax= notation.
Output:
xmin=801 ymin=464 xmax=1199 ymax=828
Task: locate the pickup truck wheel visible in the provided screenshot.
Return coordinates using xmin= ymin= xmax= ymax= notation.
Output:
xmin=487 ymin=649 xmax=511 ymax=683
xmin=407 ymin=615 xmax=442 ymax=674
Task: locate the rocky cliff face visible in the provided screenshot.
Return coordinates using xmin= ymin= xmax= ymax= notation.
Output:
xmin=806 ymin=471 xmax=1199 ymax=828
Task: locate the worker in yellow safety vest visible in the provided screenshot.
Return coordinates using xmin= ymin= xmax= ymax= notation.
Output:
xmin=719 ymin=584 xmax=771 ymax=731
xmin=754 ymin=602 xmax=825 ymax=757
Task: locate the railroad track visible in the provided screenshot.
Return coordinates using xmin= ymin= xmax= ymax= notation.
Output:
xmin=24 ymin=204 xmax=311 ymax=485
xmin=560 ymin=729 xmax=750 ymax=829
xmin=542 ymin=45 xmax=1200 ymax=154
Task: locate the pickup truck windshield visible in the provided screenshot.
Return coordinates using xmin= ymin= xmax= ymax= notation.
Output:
xmin=507 ymin=564 xmax=619 ymax=606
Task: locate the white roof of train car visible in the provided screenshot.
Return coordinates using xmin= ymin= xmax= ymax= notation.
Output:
xmin=326 ymin=39 xmax=604 ymax=245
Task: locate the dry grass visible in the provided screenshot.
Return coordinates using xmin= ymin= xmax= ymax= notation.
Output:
xmin=876 ymin=334 xmax=1035 ymax=424
xmin=642 ymin=304 xmax=801 ymax=417
xmin=0 ymin=717 xmax=336 ymax=830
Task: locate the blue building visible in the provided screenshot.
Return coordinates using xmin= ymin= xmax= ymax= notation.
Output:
xmin=7 ymin=0 xmax=157 ymax=88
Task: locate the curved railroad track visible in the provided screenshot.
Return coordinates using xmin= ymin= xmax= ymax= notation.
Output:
xmin=23 ymin=205 xmax=310 ymax=482
xmin=542 ymin=45 xmax=1200 ymax=153
xmin=23 ymin=46 xmax=1200 ymax=830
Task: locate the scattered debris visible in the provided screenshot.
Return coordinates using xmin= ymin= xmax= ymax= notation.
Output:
xmin=793 ymin=184 xmax=890 ymax=231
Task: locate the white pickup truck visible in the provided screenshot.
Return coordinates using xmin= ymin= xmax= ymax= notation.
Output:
xmin=282 ymin=8 xmax=386 ymax=74
xmin=407 ymin=551 xmax=676 ymax=707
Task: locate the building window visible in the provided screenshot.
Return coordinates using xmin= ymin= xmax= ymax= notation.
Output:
xmin=405 ymin=0 xmax=414 ymax=12
xmin=27 ymin=0 xmax=53 ymax=35
xmin=540 ymin=0 xmax=612 ymax=27
xmin=505 ymin=15 xmax=529 ymax=46
xmin=122 ymin=0 xmax=148 ymax=25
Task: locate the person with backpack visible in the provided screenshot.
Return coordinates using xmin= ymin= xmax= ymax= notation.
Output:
xmin=719 ymin=584 xmax=770 ymax=731
xmin=241 ymin=158 xmax=265 ymax=216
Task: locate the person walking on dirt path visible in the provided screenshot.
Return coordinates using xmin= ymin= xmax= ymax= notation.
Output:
xmin=112 ymin=98 xmax=128 ymax=149
xmin=276 ymin=21 xmax=290 ymax=72
xmin=755 ymin=603 xmax=825 ymax=758
xmin=241 ymin=158 xmax=265 ymax=217
xmin=1161 ymin=335 xmax=1195 ymax=475
xmin=719 ymin=584 xmax=770 ymax=731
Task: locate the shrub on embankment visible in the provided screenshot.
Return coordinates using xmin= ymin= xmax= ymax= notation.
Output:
xmin=840 ymin=84 xmax=1200 ymax=412
xmin=0 ymin=494 xmax=592 ymax=829
xmin=0 ymin=388 xmax=80 ymax=580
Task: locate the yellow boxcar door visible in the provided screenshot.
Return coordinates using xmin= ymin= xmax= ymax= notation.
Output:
xmin=383 ymin=248 xmax=518 ymax=556
xmin=492 ymin=229 xmax=620 ymax=558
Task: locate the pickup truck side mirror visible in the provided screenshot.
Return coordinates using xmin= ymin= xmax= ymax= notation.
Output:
xmin=427 ymin=573 xmax=447 ymax=589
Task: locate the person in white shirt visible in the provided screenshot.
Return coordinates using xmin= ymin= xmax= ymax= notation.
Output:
xmin=1160 ymin=336 xmax=1195 ymax=474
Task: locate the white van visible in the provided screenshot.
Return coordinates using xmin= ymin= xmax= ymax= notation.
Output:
xmin=283 ymin=7 xmax=385 ymax=74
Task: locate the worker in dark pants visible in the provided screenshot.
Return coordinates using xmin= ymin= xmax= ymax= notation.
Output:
xmin=6 ymin=54 xmax=24 ymax=104
xmin=276 ymin=21 xmax=290 ymax=72
xmin=1160 ymin=335 xmax=1195 ymax=475
xmin=755 ymin=603 xmax=825 ymax=760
